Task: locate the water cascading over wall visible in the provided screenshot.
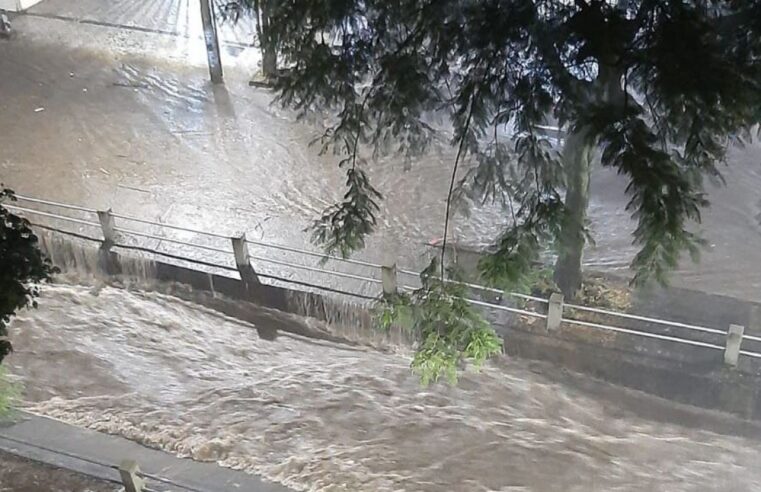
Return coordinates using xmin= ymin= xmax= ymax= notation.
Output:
xmin=35 ymin=230 xmax=411 ymax=351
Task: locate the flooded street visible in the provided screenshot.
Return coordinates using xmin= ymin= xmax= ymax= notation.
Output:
xmin=2 ymin=5 xmax=761 ymax=491
xmin=1 ymin=9 xmax=761 ymax=301
xmin=5 ymin=281 xmax=761 ymax=491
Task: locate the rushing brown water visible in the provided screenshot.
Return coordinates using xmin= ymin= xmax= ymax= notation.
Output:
xmin=1 ymin=9 xmax=761 ymax=302
xmin=5 ymin=280 xmax=761 ymax=491
xmin=3 ymin=5 xmax=761 ymax=491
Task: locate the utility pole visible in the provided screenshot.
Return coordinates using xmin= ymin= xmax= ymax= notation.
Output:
xmin=199 ymin=0 xmax=223 ymax=84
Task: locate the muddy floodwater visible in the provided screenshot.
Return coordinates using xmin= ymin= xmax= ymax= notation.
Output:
xmin=5 ymin=281 xmax=761 ymax=491
xmin=1 ymin=11 xmax=761 ymax=301
xmin=2 ymin=7 xmax=761 ymax=491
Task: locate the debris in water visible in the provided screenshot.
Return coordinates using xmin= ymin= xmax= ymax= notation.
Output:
xmin=248 ymin=80 xmax=273 ymax=88
xmin=117 ymin=184 xmax=150 ymax=194
xmin=248 ymin=72 xmax=274 ymax=88
xmin=34 ymin=107 xmax=45 ymax=113
xmin=112 ymin=81 xmax=150 ymax=90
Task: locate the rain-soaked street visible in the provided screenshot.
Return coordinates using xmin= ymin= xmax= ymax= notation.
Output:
xmin=2 ymin=4 xmax=761 ymax=300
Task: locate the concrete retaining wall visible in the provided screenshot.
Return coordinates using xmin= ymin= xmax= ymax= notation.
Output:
xmin=501 ymin=323 xmax=761 ymax=420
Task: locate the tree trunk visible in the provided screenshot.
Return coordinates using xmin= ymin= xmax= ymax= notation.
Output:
xmin=261 ymin=43 xmax=277 ymax=78
xmin=554 ymin=127 xmax=594 ymax=299
xmin=257 ymin=0 xmax=277 ymax=79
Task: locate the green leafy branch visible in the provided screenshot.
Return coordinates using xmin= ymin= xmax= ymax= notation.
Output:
xmin=583 ymin=105 xmax=708 ymax=286
xmin=310 ymin=166 xmax=382 ymax=258
xmin=376 ymin=259 xmax=503 ymax=385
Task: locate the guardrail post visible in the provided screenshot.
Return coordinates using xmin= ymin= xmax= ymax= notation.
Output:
xmin=97 ymin=209 xmax=116 ymax=246
xmin=381 ymin=263 xmax=398 ymax=296
xmin=96 ymin=209 xmax=120 ymax=274
xmin=724 ymin=324 xmax=744 ymax=367
xmin=118 ymin=459 xmax=145 ymax=492
xmin=231 ymin=233 xmax=260 ymax=287
xmin=546 ymin=292 xmax=563 ymax=331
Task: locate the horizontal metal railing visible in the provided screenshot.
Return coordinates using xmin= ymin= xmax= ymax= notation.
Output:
xmin=112 ymin=225 xmax=235 ymax=254
xmin=466 ymin=297 xmax=548 ymax=319
xmin=562 ymin=318 xmax=725 ymax=351
xmin=5 ymin=193 xmax=761 ymax=364
xmin=398 ymin=284 xmax=549 ymax=319
xmin=564 ymin=302 xmax=726 ymax=336
xmin=8 ymin=194 xmax=386 ymax=295
xmin=246 ymin=237 xmax=383 ymax=270
xmin=9 ymin=195 xmax=97 ymax=213
xmin=742 ymin=333 xmax=761 ymax=344
xmin=111 ymin=211 xmax=232 ymax=239
xmin=249 ymin=254 xmax=383 ymax=285
xmin=398 ymin=268 xmax=550 ymax=304
xmin=5 ymin=205 xmax=102 ymax=228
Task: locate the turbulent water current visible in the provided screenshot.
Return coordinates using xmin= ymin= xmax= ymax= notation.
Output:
xmin=2 ymin=5 xmax=761 ymax=491
xmin=6 ymin=278 xmax=761 ymax=491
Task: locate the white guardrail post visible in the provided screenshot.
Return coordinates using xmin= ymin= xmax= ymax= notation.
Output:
xmin=231 ymin=233 xmax=260 ymax=286
xmin=547 ymin=292 xmax=563 ymax=331
xmin=118 ymin=460 xmax=145 ymax=492
xmin=96 ymin=208 xmax=116 ymax=247
xmin=96 ymin=208 xmax=120 ymax=273
xmin=724 ymin=324 xmax=745 ymax=367
xmin=381 ymin=263 xmax=398 ymax=296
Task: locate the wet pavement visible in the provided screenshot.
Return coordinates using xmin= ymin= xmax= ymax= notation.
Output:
xmin=27 ymin=0 xmax=256 ymax=46
xmin=1 ymin=4 xmax=760 ymax=302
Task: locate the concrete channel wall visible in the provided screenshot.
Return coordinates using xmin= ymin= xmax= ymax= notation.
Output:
xmin=40 ymin=232 xmax=761 ymax=421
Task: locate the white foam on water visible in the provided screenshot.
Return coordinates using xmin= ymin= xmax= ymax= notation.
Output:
xmin=6 ymin=281 xmax=761 ymax=491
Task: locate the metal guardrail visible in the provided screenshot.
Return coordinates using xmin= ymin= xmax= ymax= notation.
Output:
xmin=111 ymin=211 xmax=231 ymax=239
xmin=4 ymin=193 xmax=761 ymax=365
xmin=563 ymin=318 xmax=725 ymax=351
xmin=249 ymin=253 xmax=383 ymax=284
xmin=399 ymin=268 xmax=550 ymax=304
xmin=564 ymin=302 xmax=726 ymax=336
xmin=246 ymin=236 xmax=383 ymax=270
xmin=5 ymin=205 xmax=101 ymax=228
xmin=113 ymin=225 xmax=234 ymax=254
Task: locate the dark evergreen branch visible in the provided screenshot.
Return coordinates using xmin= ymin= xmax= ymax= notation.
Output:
xmin=221 ymin=0 xmax=761 ymax=379
xmin=0 ymin=187 xmax=58 ymax=364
